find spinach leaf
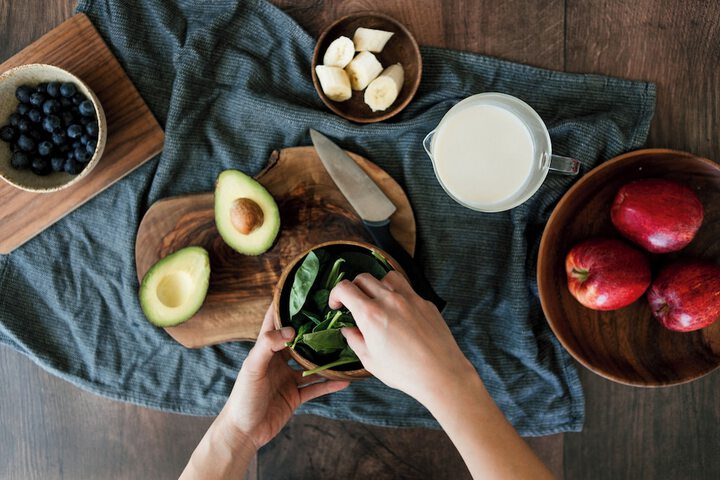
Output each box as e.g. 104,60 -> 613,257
287,322 -> 313,349
340,252 -> 389,280
289,251 -> 321,318
371,250 -> 392,271
301,329 -> 346,354
312,316 -> 333,332
302,346 -> 360,377
323,258 -> 346,289
299,309 -> 322,325
312,288 -> 330,312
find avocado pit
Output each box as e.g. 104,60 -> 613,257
230,197 -> 264,235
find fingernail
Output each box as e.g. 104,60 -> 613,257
280,327 -> 295,339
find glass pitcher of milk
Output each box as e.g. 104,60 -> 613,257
423,92 -> 579,212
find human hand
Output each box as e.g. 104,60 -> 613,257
329,271 -> 475,405
220,306 -> 349,449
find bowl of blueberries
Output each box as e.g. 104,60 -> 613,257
0,63 -> 106,192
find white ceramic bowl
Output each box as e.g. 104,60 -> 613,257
0,64 -> 106,193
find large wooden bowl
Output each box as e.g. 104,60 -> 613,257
538,149 -> 720,387
311,12 -> 422,123
273,240 -> 405,381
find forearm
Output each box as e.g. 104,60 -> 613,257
180,409 -> 257,480
420,365 -> 554,480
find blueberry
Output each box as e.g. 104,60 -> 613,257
80,134 -> 89,145
28,109 -> 42,123
37,140 -> 53,156
0,125 -> 16,142
67,124 -> 83,139
74,146 -> 88,162
31,157 -> 52,176
42,99 -> 61,115
15,85 -> 33,103
29,92 -> 46,107
16,104 -> 29,117
10,152 -> 30,170
85,120 -> 99,137
66,148 -> 75,160
60,82 -> 77,98
36,83 -> 48,93
46,82 -> 60,98
78,100 -> 95,117
51,131 -> 67,146
17,118 -> 30,133
17,134 -> 35,152
64,158 -> 83,175
79,116 -> 92,126
86,140 -> 97,155
61,111 -> 74,126
9,113 -> 21,127
42,115 -> 61,133
72,93 -> 84,105
60,97 -> 73,108
50,156 -> 65,172
29,129 -> 44,141
72,141 -> 81,149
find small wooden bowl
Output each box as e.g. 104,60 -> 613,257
538,149 -> 720,387
273,240 -> 404,381
0,64 -> 107,193
311,12 -> 422,123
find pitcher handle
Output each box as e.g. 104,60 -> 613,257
423,130 -> 436,159
549,154 -> 580,175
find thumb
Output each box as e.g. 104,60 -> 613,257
245,326 -> 294,376
341,327 -> 367,359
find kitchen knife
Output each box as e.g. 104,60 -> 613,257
309,128 -> 446,311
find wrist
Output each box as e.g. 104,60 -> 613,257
415,359 -> 486,414
214,408 -> 260,453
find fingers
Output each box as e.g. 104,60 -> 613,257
328,279 -> 371,311
341,327 -> 368,358
353,273 -> 389,298
382,271 -> 415,297
299,379 -> 350,403
244,326 -> 295,377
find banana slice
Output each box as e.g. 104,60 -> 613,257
345,51 -> 383,91
323,36 -> 355,68
364,63 -> 404,112
315,65 -> 352,102
353,27 -> 394,53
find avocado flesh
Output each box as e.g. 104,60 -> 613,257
214,169 -> 280,255
139,246 -> 210,327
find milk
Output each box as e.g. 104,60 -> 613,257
432,104 -> 535,207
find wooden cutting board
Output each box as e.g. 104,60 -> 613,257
135,146 -> 416,348
0,14 -> 164,254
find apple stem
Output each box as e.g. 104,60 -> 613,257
655,304 -> 670,316
571,268 -> 589,282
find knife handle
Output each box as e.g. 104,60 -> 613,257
363,220 -> 446,312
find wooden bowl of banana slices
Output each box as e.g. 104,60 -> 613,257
311,12 -> 422,123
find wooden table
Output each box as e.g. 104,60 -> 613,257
1,1 -> 718,478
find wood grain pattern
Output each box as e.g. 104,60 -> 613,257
0,14 -> 164,254
135,147 -> 416,348
539,149 -> 720,386
311,12 -> 422,123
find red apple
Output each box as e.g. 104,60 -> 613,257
565,238 -> 651,311
611,178 -> 704,253
647,261 -> 720,332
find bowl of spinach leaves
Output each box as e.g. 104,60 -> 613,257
273,240 -> 403,381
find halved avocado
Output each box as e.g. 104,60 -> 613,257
139,246 -> 210,327
214,169 -> 280,255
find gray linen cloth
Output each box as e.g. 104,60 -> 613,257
0,0 -> 655,435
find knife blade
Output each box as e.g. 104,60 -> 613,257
310,128 -> 446,311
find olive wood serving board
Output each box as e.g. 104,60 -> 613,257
0,14 -> 165,254
135,146 -> 416,348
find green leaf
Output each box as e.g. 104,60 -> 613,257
340,252 -> 390,280
323,258 -> 346,289
301,329 -> 346,354
312,289 -> 330,312
289,251 -> 321,318
299,309 -> 322,325
371,250 -> 392,271
287,322 -> 313,349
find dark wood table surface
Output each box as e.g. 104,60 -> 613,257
1,1 -> 718,479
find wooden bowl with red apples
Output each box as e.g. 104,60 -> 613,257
538,149 -> 720,387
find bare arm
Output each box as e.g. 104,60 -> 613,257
332,272 -> 554,480
180,308 -> 349,479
